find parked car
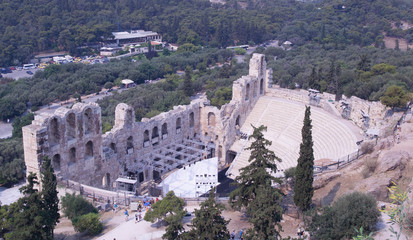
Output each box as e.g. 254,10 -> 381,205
26,70 -> 33,75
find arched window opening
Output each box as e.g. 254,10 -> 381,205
152,126 -> 159,146
84,108 -> 93,135
127,136 -> 134,153
102,173 -> 110,188
245,83 -> 250,101
162,123 -> 168,139
260,79 -> 264,94
50,118 -> 60,146
85,141 -> 93,158
218,145 -> 223,158
235,115 -> 240,128
69,147 -> 76,166
126,109 -> 133,126
52,154 -> 61,172
143,130 -> 149,147
66,113 -> 76,140
189,112 -> 194,128
208,112 -> 216,127
176,118 -> 182,133
110,142 -> 117,153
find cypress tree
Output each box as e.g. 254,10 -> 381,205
185,189 -> 230,240
183,66 -> 193,97
41,157 -> 60,240
294,106 -> 315,212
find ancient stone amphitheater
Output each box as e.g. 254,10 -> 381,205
23,54 -> 383,192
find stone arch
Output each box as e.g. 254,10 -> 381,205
85,141 -> 93,158
69,147 -> 76,165
84,108 -> 93,135
208,112 -> 216,127
152,126 -> 159,138
253,81 -> 257,97
189,112 -> 194,128
143,130 -> 149,147
235,115 -> 240,128
162,123 -> 168,139
66,113 -> 76,140
110,142 -> 117,153
102,173 -> 110,188
52,154 -> 61,172
49,118 -> 60,146
260,78 -> 264,94
127,136 -> 134,153
245,83 -> 250,101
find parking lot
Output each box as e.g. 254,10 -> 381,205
1,68 -> 41,80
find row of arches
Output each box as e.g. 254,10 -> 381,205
245,79 -> 264,101
51,140 -> 94,172
118,112 -> 196,155
49,108 -> 98,146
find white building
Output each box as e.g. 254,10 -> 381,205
160,157 -> 218,198
110,30 -> 162,46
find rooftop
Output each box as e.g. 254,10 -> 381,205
112,30 -> 159,40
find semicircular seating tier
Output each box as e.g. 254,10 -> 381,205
226,96 -> 362,179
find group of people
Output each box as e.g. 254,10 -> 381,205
230,229 -> 244,240
121,197 -> 159,222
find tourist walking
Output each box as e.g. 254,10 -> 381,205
239,229 -> 244,240
230,230 -> 235,239
124,209 -> 129,221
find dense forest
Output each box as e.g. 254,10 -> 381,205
0,48 -> 233,121
1,0 -> 413,66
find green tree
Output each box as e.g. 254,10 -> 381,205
40,157 -> 60,240
61,193 -> 97,220
12,113 -> 34,138
183,66 -> 193,97
380,85 -> 410,109
244,184 -> 283,240
144,191 -> 186,240
5,173 -> 46,240
229,125 -> 282,210
294,106 -> 314,212
185,190 -> 229,240
72,213 -> 103,235
308,192 -> 380,240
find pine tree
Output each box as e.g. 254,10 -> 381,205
41,157 -> 60,240
245,184 -> 283,240
144,191 -> 185,240
186,189 -> 229,240
294,106 -> 315,212
183,66 -> 193,97
229,125 -> 282,210
5,173 -> 47,240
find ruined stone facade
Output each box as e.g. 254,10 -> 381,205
23,54 -> 271,190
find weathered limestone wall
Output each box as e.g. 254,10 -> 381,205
22,53 -> 271,190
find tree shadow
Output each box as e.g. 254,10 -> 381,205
321,182 -> 341,207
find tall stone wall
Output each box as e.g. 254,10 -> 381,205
22,54 -> 271,190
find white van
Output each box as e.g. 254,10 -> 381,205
23,64 -> 35,70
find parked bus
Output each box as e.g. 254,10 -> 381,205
23,64 -> 35,70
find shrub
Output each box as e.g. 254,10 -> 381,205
361,157 -> 378,178
308,192 -> 380,239
360,141 -> 375,154
284,167 -> 296,180
61,193 -> 97,220
73,213 -> 103,235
